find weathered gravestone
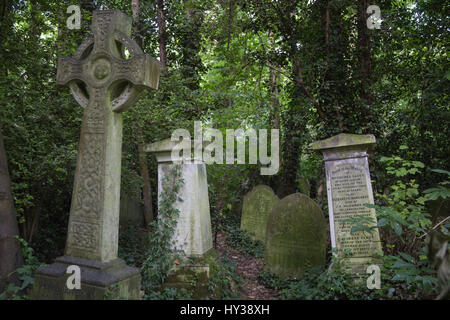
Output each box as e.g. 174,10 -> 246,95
265,193 -> 327,278
310,133 -> 383,274
119,197 -> 145,227
145,138 -> 213,257
145,138 -> 213,298
297,176 -> 310,197
32,10 -> 160,300
241,185 -> 279,242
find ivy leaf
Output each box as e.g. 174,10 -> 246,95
412,161 -> 425,168
399,252 -> 416,264
377,218 -> 388,227
396,167 -> 408,177
431,169 -> 450,177
392,273 -> 407,281
393,222 -> 403,236
20,275 -> 34,290
393,261 -> 413,269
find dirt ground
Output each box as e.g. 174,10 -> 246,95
215,231 -> 280,300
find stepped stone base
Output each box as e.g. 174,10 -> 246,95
31,256 -> 141,300
163,264 -> 210,299
161,249 -> 218,299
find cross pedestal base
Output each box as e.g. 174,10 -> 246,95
31,256 -> 140,300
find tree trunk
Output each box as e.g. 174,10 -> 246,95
180,0 -> 203,91
137,130 -> 154,228
28,207 -> 40,243
131,0 -> 144,48
269,64 -> 281,130
227,0 -> 234,50
0,127 -> 23,292
131,0 -> 154,228
357,0 -> 371,100
21,206 -> 40,244
321,0 -> 330,56
357,0 -> 373,130
276,59 -> 304,198
157,0 -> 168,73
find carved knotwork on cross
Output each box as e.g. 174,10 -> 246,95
57,10 -> 160,262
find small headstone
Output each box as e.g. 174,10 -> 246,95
145,138 -> 213,257
240,185 -> 279,242
32,10 -> 160,300
119,197 -> 145,227
265,193 -> 327,278
310,133 -> 383,274
297,176 -> 310,197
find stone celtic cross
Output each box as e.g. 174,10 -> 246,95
57,10 -> 160,262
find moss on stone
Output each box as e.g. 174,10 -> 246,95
240,185 -> 279,242
309,133 -> 376,150
265,193 -> 327,279
161,250 -> 219,299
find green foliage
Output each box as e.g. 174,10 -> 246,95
276,255 -> 436,300
210,192 -> 266,259
384,253 -> 438,294
118,225 -> 149,268
257,270 -> 289,291
104,283 -> 128,300
371,148 -> 432,242
0,238 -> 45,300
145,287 -> 193,300
141,165 -> 184,295
343,214 -> 378,235
423,169 -> 450,203
207,255 -> 242,299
278,259 -> 383,300
207,165 -> 251,239
259,249 -> 438,300
357,149 -> 446,297
225,226 -> 265,258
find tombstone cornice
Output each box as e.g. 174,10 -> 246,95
309,133 -> 376,150
145,138 -> 207,164
309,133 -> 376,162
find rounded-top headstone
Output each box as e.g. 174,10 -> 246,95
240,185 -> 279,242
297,176 -> 310,197
265,193 -> 326,278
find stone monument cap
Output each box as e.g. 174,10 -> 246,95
145,138 -> 207,163
309,133 -> 376,151
145,138 -> 180,154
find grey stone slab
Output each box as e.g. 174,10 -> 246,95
147,139 -> 213,257
265,193 -> 327,278
240,185 -> 279,242
310,133 -> 383,274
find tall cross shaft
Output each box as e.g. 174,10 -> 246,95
57,10 -> 160,262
